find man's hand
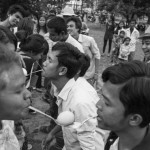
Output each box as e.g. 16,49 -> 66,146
94,73 -> 99,82
43,133 -> 54,150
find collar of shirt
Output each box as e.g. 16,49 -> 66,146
126,27 -> 137,33
78,34 -> 83,43
55,78 -> 76,106
110,138 -> 119,150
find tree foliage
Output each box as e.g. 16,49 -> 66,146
98,0 -> 150,23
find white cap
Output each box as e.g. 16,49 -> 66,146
61,6 -> 76,16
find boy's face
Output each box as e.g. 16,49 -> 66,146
8,11 -> 23,27
43,51 -> 60,79
48,28 -> 63,42
124,39 -> 130,45
130,21 -> 136,28
142,38 -> 150,58
0,65 -> 31,120
119,32 -> 125,38
67,21 -> 79,37
96,81 -> 129,131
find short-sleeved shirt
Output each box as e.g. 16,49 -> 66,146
78,34 -> 100,79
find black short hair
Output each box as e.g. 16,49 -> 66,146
66,16 -> 82,33
47,17 -> 67,34
0,25 -> 17,50
52,42 -> 82,79
57,6 -> 62,9
0,44 -> 21,90
119,30 -> 125,35
123,37 -> 131,43
79,54 -> 90,77
19,34 -> 49,55
102,60 -> 150,128
16,17 -> 34,42
7,4 -> 28,18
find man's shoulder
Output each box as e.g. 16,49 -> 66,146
66,35 -> 84,53
80,34 -> 93,40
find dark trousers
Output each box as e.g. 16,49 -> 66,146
103,38 -> 112,54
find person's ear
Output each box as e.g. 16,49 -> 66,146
61,31 -> 66,36
129,114 -> 143,127
59,66 -> 67,76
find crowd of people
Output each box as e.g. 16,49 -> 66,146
0,3 -> 150,150
102,19 -> 140,64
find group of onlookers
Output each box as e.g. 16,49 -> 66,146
0,3 -> 150,150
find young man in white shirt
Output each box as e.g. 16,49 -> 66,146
96,60 -> 150,150
125,20 -> 139,61
46,16 -> 84,54
42,16 -> 84,110
0,4 -> 28,30
139,33 -> 150,63
43,42 -> 103,150
66,16 -> 100,87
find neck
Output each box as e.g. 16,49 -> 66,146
72,33 -> 79,41
39,28 -> 45,34
117,127 -> 147,150
0,19 -> 11,28
52,77 -> 70,93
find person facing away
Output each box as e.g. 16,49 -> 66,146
0,4 -> 29,29
96,60 -> 150,150
0,45 -> 31,150
43,42 -> 104,150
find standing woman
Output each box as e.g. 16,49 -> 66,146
37,15 -> 47,36
102,19 -> 115,57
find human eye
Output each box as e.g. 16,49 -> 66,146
47,56 -> 52,63
146,42 -> 150,46
16,84 -> 25,94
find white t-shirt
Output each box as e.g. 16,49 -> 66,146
44,34 -> 84,54
0,120 -> 20,150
